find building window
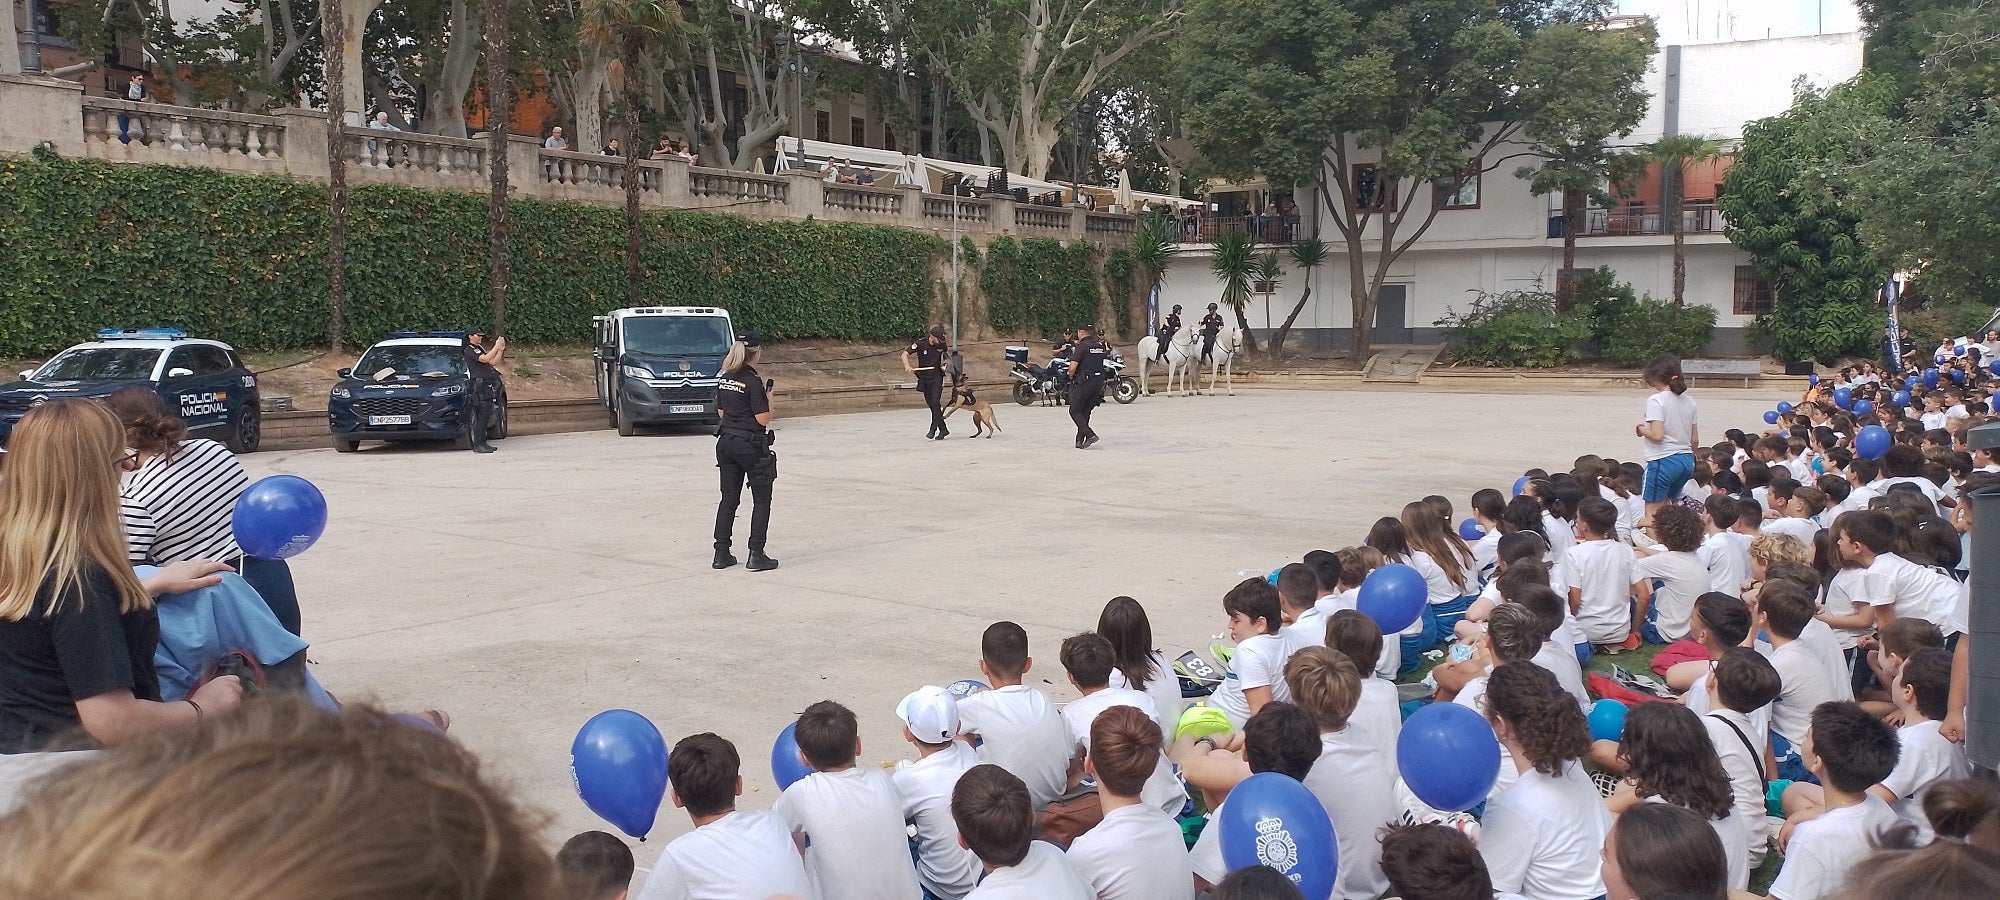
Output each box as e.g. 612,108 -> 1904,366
815,110 -> 830,142
850,116 -> 866,146
1734,266 -> 1774,315
1434,167 -> 1480,209
1352,164 -> 1394,212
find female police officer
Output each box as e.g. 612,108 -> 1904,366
713,332 -> 778,571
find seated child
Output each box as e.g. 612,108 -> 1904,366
1768,703 -> 1902,900
952,764 -> 1092,899
557,831 -> 634,900
1698,648 -> 1782,869
1209,578 -> 1294,730
1563,497 -> 1638,648
1325,609 -> 1401,776
1632,503 -> 1710,643
1287,647 -> 1397,900
892,686 -> 982,900
1276,563 -> 1325,649
956,622 -> 1071,807
1379,824 -> 1501,900
1057,633 -> 1184,815
1696,495 -> 1750,597
1477,662 -> 1610,899
1179,702 -> 1323,892
773,701 -> 922,900
1787,648 -> 1968,844
1600,702 -> 1752,889
1321,546 -> 1397,679
1759,579 -> 1857,781
1065,706 -> 1195,900
1860,617 -> 1945,720
637,733 -> 812,900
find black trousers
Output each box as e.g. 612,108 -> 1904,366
1157,328 -> 1176,358
238,556 -> 301,636
714,432 -> 775,552
465,381 -> 494,449
1069,378 -> 1104,439
917,372 -> 946,433
1202,332 -> 1218,361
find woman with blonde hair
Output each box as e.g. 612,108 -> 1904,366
0,399 -> 243,756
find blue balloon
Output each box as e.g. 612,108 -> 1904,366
771,722 -> 813,791
1218,772 -> 1338,898
1763,410 -> 1780,425
944,679 -> 988,699
1832,386 -> 1854,409
1397,703 -> 1502,811
1268,568 -> 1282,586
1853,399 -> 1875,416
1511,475 -> 1531,497
1777,401 -> 1793,414
1358,563 -> 1427,634
1892,390 -> 1911,407
1856,424 -> 1893,460
1951,368 -> 1966,384
1457,518 -> 1485,541
1955,343 -> 1967,356
1588,699 -> 1628,742
1924,368 -> 1941,389
1808,373 -> 1819,387
572,709 -> 669,839
232,475 -> 328,559
1990,362 -> 2000,378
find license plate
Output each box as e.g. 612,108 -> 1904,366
668,404 -> 706,414
368,415 -> 412,425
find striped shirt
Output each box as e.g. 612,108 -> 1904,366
120,438 -> 249,564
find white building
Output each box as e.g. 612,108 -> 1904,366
1155,29 -> 1864,357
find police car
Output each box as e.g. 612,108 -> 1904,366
327,331 -> 507,452
0,328 -> 261,452
593,306 -> 735,434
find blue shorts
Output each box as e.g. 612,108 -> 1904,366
1642,453 -> 1695,503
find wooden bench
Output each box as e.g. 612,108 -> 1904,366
1680,358 -> 1762,388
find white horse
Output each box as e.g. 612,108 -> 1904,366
1196,326 -> 1241,396
1137,326 -> 1201,396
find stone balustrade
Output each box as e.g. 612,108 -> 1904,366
1,74 -> 1142,246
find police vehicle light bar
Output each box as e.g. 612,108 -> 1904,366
97,328 -> 188,341
385,330 -> 469,339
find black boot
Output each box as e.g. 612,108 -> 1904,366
936,423 -> 949,439
712,549 -> 738,570
927,424 -> 937,439
746,551 -> 779,571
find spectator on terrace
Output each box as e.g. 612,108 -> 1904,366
544,126 -> 568,150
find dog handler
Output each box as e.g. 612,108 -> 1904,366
713,332 -> 778,572
1068,323 -> 1110,449
904,326 -> 951,440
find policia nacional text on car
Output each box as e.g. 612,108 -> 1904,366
712,332 -> 778,572
1067,323 -> 1109,449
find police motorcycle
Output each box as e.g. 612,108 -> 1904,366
1006,344 -> 1139,407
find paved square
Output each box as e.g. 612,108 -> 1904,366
257,386 -> 1770,863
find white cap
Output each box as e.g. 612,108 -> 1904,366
896,685 -> 959,744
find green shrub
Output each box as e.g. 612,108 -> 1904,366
980,237 -> 1101,339
1436,287 -> 1592,368
1571,265 -> 1716,366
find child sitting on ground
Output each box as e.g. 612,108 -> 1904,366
773,701 -> 922,900
952,764 -> 1092,899
1276,563 -> 1325,649
1209,578 -> 1294,730
892,685 -> 982,900
1697,494 -> 1753,596
1767,702 -> 1902,900
1477,662 -> 1610,899
1632,503 -> 1709,644
638,733 -> 812,900
1562,497 -> 1638,650
1601,702 -> 1752,889
1324,546 -> 1398,680
1286,647 -> 1396,900
557,831 -> 633,900
1178,703 -> 1323,892
1787,648 -> 1968,844
1065,706 -> 1195,900
1057,633 -> 1184,815
1379,824 -> 1502,900
956,622 -> 1071,807
1859,617 -> 1945,720
1758,580 -> 1856,783
1325,609 -> 1401,775
1701,647 -> 1782,870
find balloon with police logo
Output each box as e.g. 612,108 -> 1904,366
232,475 -> 328,559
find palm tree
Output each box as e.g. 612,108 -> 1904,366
1210,230 -> 1260,355
484,0 -> 510,336
320,0 -> 348,352
1268,238 -> 1326,357
1131,214 -> 1179,336
581,0 -> 680,306
1638,135 -> 1727,306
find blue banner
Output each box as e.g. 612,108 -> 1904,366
1147,283 -> 1161,337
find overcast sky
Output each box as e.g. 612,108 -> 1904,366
1616,0 -> 1864,43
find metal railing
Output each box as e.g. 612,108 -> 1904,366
1572,202 -> 1722,237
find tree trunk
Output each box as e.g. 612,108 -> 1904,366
324,0 -> 349,353
1269,282 -> 1313,358
1229,302 -> 1260,356
422,0 -> 481,137
569,60 -> 610,154
1348,259 -> 1373,363
623,37 -> 644,308
1017,118 -> 1059,181
1666,162 -> 1686,305
484,0 -> 508,337
1561,188 -> 1582,293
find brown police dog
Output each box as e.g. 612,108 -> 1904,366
942,374 -> 1000,437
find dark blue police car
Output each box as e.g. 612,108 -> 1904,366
327,331 -> 507,452
0,328 -> 261,451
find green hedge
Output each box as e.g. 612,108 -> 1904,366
980,236 -> 1102,339
0,149 -> 949,355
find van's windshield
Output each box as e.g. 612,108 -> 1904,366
621,316 -> 733,356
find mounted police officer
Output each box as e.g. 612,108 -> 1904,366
1157,304 -> 1183,360
904,325 -> 951,440
1067,323 -> 1109,449
1199,303 -> 1225,363
714,332 -> 778,572
464,329 -> 505,454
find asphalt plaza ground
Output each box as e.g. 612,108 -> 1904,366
252,385 -> 1775,869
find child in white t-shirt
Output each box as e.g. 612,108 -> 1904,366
1325,609 -> 1402,777
1065,706 -> 1195,900
1563,498 -> 1637,647
1209,578 -> 1294,729
1757,580 -> 1854,776
893,686 -> 983,900
1632,503 -> 1710,643
1380,822 -> 1510,900
1057,633 -> 1185,816
952,764 -> 1092,900
1276,562 -> 1326,650
773,701 -> 922,900
1320,546 -> 1398,679
1700,648 -> 1782,870
636,733 -> 812,900
1768,703 -> 1902,900
1696,494 -> 1753,596
1478,662 -> 1611,899
1286,647 -> 1396,900
956,622 -> 1072,807
1789,649 -> 1969,845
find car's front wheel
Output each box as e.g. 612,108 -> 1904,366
226,406 -> 262,454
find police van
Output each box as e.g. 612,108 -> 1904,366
326,331 -> 507,452
0,328 -> 261,452
593,306 -> 735,435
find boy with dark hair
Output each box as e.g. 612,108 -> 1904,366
957,622 -> 1070,806
1564,497 -> 1637,647
1276,562 -> 1326,649
1066,706 -> 1195,900
1838,509 -> 1960,635
1287,648 -> 1395,899
1732,496 -> 1765,538
1702,648 -> 1782,869
893,686 -> 981,900
1211,578 -> 1293,729
1379,823 -> 1499,900
557,831 -> 633,900
1767,703 -> 1901,900
775,701 -> 921,899
1699,493 -> 1752,596
1786,649 -> 1969,845
1057,632 -> 1185,815
637,734 -> 811,900
1759,581 -> 1855,781
1513,584 -> 1589,710
952,764 -> 1090,898
1325,609 -> 1401,775
1184,702 -> 1323,891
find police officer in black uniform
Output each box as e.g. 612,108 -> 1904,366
713,332 -> 778,571
1199,303 -> 1225,363
904,325 -> 951,440
463,329 -> 505,454
1157,304 -> 1183,360
1066,323 -> 1109,449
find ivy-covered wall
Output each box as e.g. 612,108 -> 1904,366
0,150 -> 1130,356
